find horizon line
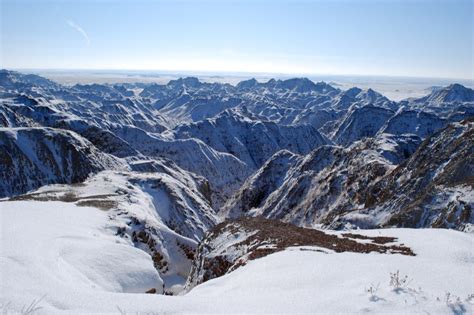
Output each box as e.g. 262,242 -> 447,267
5,67 -> 474,83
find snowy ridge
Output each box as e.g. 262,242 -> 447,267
0,127 -> 126,197
332,105 -> 394,145
173,108 -> 329,169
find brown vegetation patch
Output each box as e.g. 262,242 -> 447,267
202,256 -> 233,283
177,241 -> 196,260
210,217 -> 414,257
341,233 -> 398,245
6,190 -> 118,210
76,199 -> 118,210
131,227 -> 170,273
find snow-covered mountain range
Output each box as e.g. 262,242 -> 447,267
1,69 -> 472,312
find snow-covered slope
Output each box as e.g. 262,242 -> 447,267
1,70 -> 471,224
414,83 -> 474,106
112,125 -> 250,207
173,108 -> 330,169
0,127 -> 125,197
403,83 -> 474,117
1,202 -> 472,314
1,77 -> 256,200
0,201 -> 164,298
184,228 -> 473,314
5,166 -> 216,293
0,69 -> 61,91
332,105 -> 394,145
331,87 -> 397,111
379,109 -> 447,138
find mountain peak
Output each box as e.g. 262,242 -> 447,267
236,78 -> 259,90
447,83 -> 467,90
0,69 -> 58,89
168,77 -> 202,88
426,83 -> 474,103
344,87 -> 363,98
278,78 -> 316,92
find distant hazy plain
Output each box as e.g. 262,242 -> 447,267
24,69 -> 474,102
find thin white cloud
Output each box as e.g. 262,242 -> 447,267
66,19 -> 90,46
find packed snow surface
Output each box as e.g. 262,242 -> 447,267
1,200 -> 472,314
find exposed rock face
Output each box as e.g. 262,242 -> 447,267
224,150 -> 301,218
225,120 -> 473,231
0,127 -> 125,197
223,133 -> 421,227
184,217 -> 414,291
352,118 -> 474,230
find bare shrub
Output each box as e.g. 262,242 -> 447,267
389,270 -> 411,292
366,283 -> 381,301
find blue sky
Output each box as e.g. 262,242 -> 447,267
1,0 -> 473,79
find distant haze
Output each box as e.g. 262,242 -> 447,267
20,69 -> 473,102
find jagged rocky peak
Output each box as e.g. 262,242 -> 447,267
314,81 -> 338,94
0,70 -> 472,233
0,69 -> 59,90
224,118 -> 472,231
262,78 -> 277,88
278,77 -> 317,92
406,84 -> 474,113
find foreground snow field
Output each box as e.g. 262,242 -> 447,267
0,201 -> 473,314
